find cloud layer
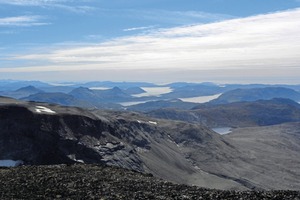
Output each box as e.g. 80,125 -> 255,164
0,15 -> 48,26
2,8 -> 300,83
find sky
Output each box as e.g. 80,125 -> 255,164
0,0 -> 300,84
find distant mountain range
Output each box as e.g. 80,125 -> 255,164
148,98 -> 300,128
22,92 -> 96,108
210,87 -> 300,104
0,86 -> 43,99
0,80 -> 300,112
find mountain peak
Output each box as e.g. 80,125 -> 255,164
15,85 -> 42,93
69,87 -> 93,94
111,86 -> 122,92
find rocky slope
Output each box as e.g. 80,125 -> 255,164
223,122 -> 300,190
1,164 -> 300,200
0,98 -> 242,189
1,97 -> 300,191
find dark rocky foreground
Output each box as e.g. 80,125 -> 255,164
0,164 -> 299,200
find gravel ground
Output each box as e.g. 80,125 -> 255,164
0,164 -> 299,200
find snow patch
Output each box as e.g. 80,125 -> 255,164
35,106 -> 56,114
136,147 -> 149,153
105,143 -> 116,149
76,159 -> 84,163
0,160 -> 23,167
67,155 -> 84,163
194,165 -> 201,170
148,121 -> 157,125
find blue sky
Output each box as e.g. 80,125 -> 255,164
0,0 -> 300,83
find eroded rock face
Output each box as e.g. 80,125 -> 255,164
0,164 -> 300,200
0,104 -> 144,171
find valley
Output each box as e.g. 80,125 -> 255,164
1,80 -> 300,198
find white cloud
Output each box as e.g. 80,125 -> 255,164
123,25 -> 157,32
116,9 -> 234,25
0,0 -> 95,13
2,8 -> 300,83
0,15 -> 49,26
53,5 -> 95,13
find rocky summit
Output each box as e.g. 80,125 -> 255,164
0,164 -> 300,200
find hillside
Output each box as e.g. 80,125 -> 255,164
222,122 -> 300,190
128,99 -> 199,112
149,98 -> 300,128
0,100 -> 243,189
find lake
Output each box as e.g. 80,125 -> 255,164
132,87 -> 173,97
179,93 -> 222,103
212,127 -> 232,135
